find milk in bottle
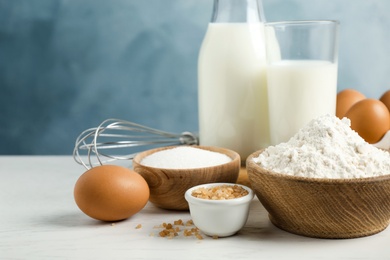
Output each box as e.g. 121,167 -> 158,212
198,0 -> 270,162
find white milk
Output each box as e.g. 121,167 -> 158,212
267,60 -> 338,144
198,23 -> 269,161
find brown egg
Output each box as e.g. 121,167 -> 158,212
379,90 -> 390,112
74,165 -> 149,222
336,89 -> 366,118
345,98 -> 390,143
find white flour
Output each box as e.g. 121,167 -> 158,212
253,114 -> 390,178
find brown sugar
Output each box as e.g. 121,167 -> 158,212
155,219 -> 203,240
135,224 -> 142,229
191,184 -> 249,200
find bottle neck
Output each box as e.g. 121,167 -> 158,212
211,0 -> 266,23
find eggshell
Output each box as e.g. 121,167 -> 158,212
74,165 -> 149,222
379,90 -> 390,112
345,98 -> 390,143
336,89 -> 366,118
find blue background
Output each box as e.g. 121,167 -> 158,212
1,0 -> 389,155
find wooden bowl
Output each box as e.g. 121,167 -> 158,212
246,149 -> 390,239
132,146 -> 240,210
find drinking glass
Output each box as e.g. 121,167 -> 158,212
265,20 -> 339,145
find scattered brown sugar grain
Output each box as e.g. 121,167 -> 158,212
174,219 -> 184,225
135,224 -> 142,229
196,233 -> 204,240
191,184 -> 249,200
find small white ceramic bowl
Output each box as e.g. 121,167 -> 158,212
185,183 -> 254,237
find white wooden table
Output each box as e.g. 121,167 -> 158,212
1,156 -> 389,259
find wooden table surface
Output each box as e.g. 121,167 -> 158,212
1,156 -> 389,259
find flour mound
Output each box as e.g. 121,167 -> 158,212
254,115 -> 390,178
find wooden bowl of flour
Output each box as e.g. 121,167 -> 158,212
246,149 -> 390,239
133,146 -> 240,210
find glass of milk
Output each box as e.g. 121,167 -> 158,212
265,20 -> 339,145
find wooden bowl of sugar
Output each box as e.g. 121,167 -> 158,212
246,149 -> 390,239
132,146 -> 240,210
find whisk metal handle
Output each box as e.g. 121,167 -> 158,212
180,131 -> 199,146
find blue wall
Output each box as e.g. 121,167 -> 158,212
1,0 -> 389,154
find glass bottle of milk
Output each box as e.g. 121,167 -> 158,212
198,0 -> 269,163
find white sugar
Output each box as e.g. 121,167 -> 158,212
140,146 -> 232,169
